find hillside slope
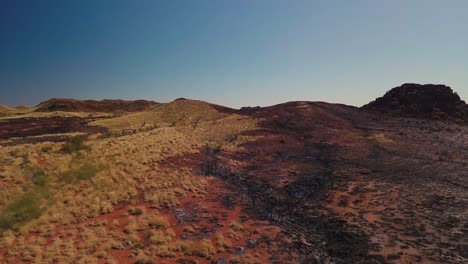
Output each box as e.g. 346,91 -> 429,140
92,99 -> 234,130
217,100 -> 468,263
34,98 -> 158,113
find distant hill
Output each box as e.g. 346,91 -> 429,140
34,98 -> 159,113
15,106 -> 31,110
362,83 -> 468,122
92,98 -> 235,130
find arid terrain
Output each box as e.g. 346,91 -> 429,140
0,84 -> 467,264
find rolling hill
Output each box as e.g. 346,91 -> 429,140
34,98 -> 159,113
91,98 -> 235,130
0,84 -> 466,263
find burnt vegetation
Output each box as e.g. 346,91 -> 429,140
0,116 -> 108,146
201,142 -> 370,263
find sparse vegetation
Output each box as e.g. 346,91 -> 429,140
41,145 -> 52,153
128,207 -> 145,216
0,192 -> 42,232
230,221 -> 244,232
0,165 -> 51,233
0,72 -> 288,264
180,240 -> 215,258
192,117 -> 202,129
59,163 -> 105,183
183,226 -> 196,233
215,234 -> 232,249
147,215 -> 170,229
201,145 -> 222,176
224,133 -> 238,143
25,165 -> 49,188
367,133 -> 393,144
60,137 -> 91,153
2,92 -> 466,264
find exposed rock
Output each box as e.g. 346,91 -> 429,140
211,258 -> 227,264
235,246 -> 246,255
362,83 -> 468,123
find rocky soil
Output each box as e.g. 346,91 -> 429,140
205,101 -> 468,263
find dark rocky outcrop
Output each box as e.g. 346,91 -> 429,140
363,83 -> 468,123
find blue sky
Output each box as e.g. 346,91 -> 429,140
1,0 -> 467,108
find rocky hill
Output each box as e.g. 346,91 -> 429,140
362,83 -> 468,122
34,98 -> 158,113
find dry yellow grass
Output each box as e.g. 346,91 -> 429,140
0,99 -> 264,263
215,234 -> 233,250
0,109 -> 113,120
91,99 -> 231,130
367,133 -> 394,144
178,239 -> 216,258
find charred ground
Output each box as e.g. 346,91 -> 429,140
193,99 -> 467,263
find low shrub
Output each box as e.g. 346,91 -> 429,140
31,168 -> 48,188
41,146 -> 52,153
60,137 -> 91,154
128,207 -> 144,216
180,239 -> 215,258
200,145 -> 222,176
183,226 -> 196,233
147,215 -> 170,229
148,230 -> 170,245
224,133 -> 238,143
0,193 -> 42,232
0,166 -> 51,233
230,221 -> 244,231
215,234 -> 232,249
60,163 -> 105,183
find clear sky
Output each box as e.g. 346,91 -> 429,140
1,0 -> 467,108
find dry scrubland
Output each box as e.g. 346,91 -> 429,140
1,112 -> 112,119
1,90 -> 467,264
0,100 -> 289,264
0,107 -> 109,120
90,99 -> 231,131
